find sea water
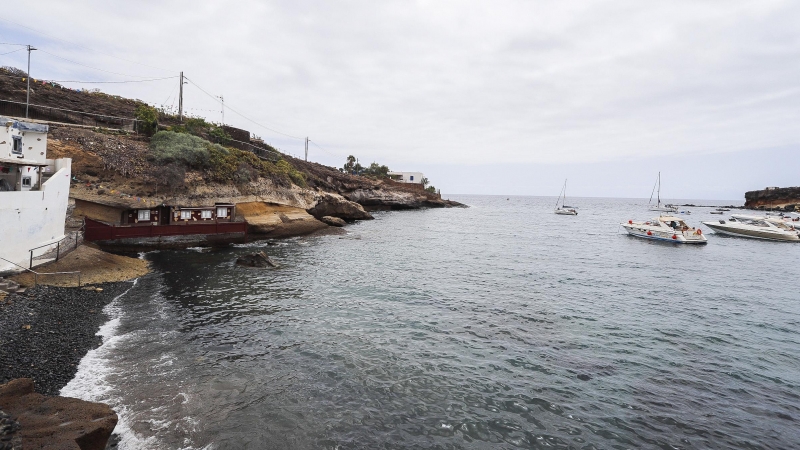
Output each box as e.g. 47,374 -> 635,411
61,196 -> 800,449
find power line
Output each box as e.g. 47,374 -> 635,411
0,17 -> 173,73
0,48 -> 23,56
0,72 -> 178,84
37,48 -> 156,79
184,76 -> 304,141
309,139 -> 341,158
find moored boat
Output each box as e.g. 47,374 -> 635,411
648,172 -> 678,213
621,216 -> 707,244
701,215 -> 800,242
554,179 -> 577,215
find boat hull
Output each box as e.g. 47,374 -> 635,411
621,224 -> 707,244
702,222 -> 800,242
555,209 -> 577,215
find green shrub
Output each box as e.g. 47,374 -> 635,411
135,105 -> 159,136
149,131 -> 220,168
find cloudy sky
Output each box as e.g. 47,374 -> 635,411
1,1 -> 798,199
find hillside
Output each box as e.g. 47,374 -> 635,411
1,66 -> 461,237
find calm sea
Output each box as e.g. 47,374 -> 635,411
62,196 -> 800,449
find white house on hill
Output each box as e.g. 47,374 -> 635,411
0,117 -> 72,273
388,171 -> 424,184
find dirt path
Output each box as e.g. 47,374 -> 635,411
11,245 -> 149,287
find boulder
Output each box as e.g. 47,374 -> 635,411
0,378 -> 117,450
236,251 -> 279,268
308,192 -> 373,221
236,202 -> 329,238
320,216 -> 346,227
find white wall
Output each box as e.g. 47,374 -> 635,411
388,171 -> 425,184
0,158 -> 71,273
1,118 -> 48,165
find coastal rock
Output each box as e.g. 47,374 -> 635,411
744,186 -> 800,210
235,202 -> 329,238
0,379 -> 117,450
236,251 -> 279,268
320,216 -> 346,227
307,192 -> 374,221
346,188 -> 460,211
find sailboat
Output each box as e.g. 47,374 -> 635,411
648,172 -> 678,213
554,179 -> 578,215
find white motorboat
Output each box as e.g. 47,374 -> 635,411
702,215 -> 800,242
554,179 -> 577,215
621,216 -> 708,244
648,172 -> 678,212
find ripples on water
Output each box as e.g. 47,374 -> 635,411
62,196 -> 800,449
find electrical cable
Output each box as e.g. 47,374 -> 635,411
308,139 -> 342,158
37,48 -> 157,79
0,48 -> 23,56
0,17 -> 173,73
184,76 -> 305,141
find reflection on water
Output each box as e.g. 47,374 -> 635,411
63,196 -> 800,449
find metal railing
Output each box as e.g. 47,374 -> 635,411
0,255 -> 81,287
27,229 -> 83,269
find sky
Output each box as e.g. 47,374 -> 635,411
0,0 -> 798,199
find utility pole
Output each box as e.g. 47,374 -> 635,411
218,95 -> 224,124
305,137 -> 308,161
25,45 -> 37,118
178,71 -> 184,122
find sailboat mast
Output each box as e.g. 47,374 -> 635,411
657,172 -> 661,207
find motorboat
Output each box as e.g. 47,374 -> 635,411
709,210 -> 723,215
554,179 -> 577,215
621,216 -> 707,244
701,215 -> 800,242
648,172 -> 678,213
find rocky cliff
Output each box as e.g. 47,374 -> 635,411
48,126 -> 462,239
744,186 -> 800,210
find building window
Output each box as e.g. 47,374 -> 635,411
12,136 -> 22,154
409,175 -> 414,181
137,210 -> 150,221
180,210 -> 192,220
216,207 -> 228,218
201,210 -> 212,219
21,176 -> 31,187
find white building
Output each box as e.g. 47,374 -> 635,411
388,171 -> 424,184
0,117 -> 72,273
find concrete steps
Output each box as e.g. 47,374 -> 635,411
0,277 -> 25,295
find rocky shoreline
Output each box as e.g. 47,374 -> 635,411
0,283 -> 133,449
0,282 -> 132,395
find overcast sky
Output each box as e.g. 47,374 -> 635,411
1,1 -> 798,199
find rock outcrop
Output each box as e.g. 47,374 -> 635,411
236,251 -> 279,268
346,188 -> 461,211
307,192 -> 374,221
744,187 -> 800,210
320,216 -> 346,227
235,202 -> 329,237
0,379 -> 117,450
